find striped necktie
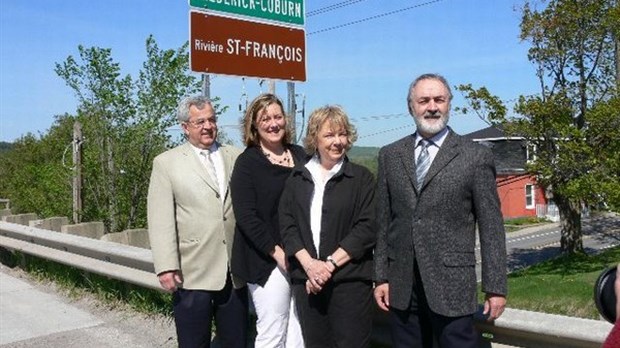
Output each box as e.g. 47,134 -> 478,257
200,150 -> 221,193
416,139 -> 432,189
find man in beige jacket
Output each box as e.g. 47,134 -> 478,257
147,95 -> 246,348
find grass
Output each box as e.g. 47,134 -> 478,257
504,216 -> 551,226
503,216 -> 552,233
480,246 -> 620,319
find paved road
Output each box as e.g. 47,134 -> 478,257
475,213 -> 620,281
504,213 -> 619,271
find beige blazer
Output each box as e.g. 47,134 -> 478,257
147,142 -> 242,290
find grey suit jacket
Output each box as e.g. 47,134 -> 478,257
147,142 -> 242,290
374,130 -> 507,316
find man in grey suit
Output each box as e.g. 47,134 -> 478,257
374,74 -> 507,348
147,96 -> 247,348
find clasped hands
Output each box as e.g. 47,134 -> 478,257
304,259 -> 335,294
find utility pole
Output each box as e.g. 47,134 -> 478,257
268,80 -> 276,94
287,82 -> 296,142
202,74 -> 211,99
615,0 -> 620,89
72,121 -> 83,223
614,35 -> 620,91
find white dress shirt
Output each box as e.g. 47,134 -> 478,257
190,143 -> 226,200
305,154 -> 344,252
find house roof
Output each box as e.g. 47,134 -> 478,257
464,124 -> 526,141
463,124 -> 505,140
463,125 -> 529,172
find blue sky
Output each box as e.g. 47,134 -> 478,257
0,0 -> 540,147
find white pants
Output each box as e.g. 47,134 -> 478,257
248,267 -> 304,348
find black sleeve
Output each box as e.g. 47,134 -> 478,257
231,152 -> 277,256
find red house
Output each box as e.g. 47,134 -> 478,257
465,126 -> 549,220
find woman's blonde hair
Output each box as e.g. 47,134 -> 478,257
303,105 -> 358,155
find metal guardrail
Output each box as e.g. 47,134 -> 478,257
0,221 -> 158,290
0,220 -> 614,347
474,308 -> 612,348
0,199 -> 10,209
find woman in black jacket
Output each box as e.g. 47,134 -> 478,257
279,105 -> 377,348
230,93 -> 306,348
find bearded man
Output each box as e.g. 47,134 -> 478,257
373,73 -> 507,348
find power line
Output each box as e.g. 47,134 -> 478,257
351,112 -> 409,122
502,93 -> 540,104
307,0 -> 367,17
307,0 -> 445,36
358,124 -> 412,139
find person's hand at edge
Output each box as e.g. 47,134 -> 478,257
158,270 -> 182,293
615,264 -> 619,322
270,245 -> 288,272
483,293 -> 506,321
374,283 -> 390,311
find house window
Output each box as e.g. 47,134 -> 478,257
526,143 -> 536,163
525,184 -> 535,209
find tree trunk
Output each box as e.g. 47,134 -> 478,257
555,194 -> 584,254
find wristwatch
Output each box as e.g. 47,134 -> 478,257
326,255 -> 339,269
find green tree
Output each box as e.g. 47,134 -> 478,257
0,114 -> 75,217
456,0 -> 620,254
516,0 -> 618,253
453,84 -> 506,126
53,35 -> 201,231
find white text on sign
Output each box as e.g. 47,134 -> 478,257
194,39 -> 303,63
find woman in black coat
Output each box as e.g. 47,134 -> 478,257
279,105 -> 377,348
231,93 -> 306,348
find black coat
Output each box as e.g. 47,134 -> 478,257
230,144 -> 307,286
279,157 -> 377,283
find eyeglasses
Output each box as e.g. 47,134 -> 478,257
185,118 -> 216,129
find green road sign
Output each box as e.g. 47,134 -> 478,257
190,0 -> 304,26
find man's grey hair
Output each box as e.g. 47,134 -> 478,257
406,73 -> 454,105
177,95 -> 213,122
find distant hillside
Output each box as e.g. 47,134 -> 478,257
0,141 -> 13,152
348,146 -> 379,176
348,146 -> 379,158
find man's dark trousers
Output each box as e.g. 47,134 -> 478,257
388,278 -> 478,348
173,277 -> 248,348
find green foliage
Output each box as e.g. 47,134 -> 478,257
348,146 -> 380,158
520,0 -> 617,112
0,114 -> 75,217
499,246 -> 620,319
0,36 -> 233,230
58,36 -> 201,230
504,216 -> 551,226
348,146 -> 379,176
459,0 -> 620,254
583,96 -> 620,210
454,84 -> 507,125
